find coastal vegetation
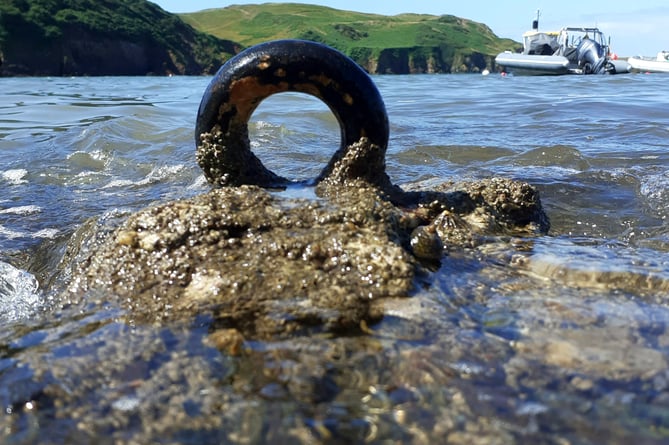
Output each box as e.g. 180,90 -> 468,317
0,0 -> 239,76
180,3 -> 520,74
0,0 -> 519,76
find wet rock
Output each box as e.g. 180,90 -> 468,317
510,328 -> 667,380
410,225 -> 444,262
67,184 -> 415,338
62,168 -> 548,340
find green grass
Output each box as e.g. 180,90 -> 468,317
180,3 -> 518,56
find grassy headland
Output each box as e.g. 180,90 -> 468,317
179,3 -> 520,73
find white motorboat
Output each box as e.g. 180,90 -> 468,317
495,12 -> 629,75
628,51 -> 669,73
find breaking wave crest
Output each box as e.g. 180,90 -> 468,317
0,261 -> 41,322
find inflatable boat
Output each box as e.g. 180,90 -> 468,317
495,12 -> 629,75
628,51 -> 669,73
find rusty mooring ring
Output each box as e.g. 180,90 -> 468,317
195,39 -> 389,188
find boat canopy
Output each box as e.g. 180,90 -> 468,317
522,31 -> 560,55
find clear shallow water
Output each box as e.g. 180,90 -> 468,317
1,73 -> 669,443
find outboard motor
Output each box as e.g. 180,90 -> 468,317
576,38 -> 607,74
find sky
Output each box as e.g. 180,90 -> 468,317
152,1 -> 668,57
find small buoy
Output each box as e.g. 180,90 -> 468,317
481,69 -> 490,76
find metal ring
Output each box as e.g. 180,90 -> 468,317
195,39 -> 389,187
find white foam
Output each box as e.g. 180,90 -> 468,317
102,165 -> 185,189
102,179 -> 135,189
112,396 -> 140,412
0,224 -> 56,240
1,169 -> 28,185
145,164 -> 184,182
253,120 -> 279,129
32,228 -> 59,239
641,172 -> 669,199
0,225 -> 26,239
640,171 -> 669,214
0,205 -> 41,215
0,261 -> 40,322
187,174 -> 210,190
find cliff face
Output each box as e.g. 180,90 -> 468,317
0,0 -> 240,76
353,46 -> 492,74
3,27 -> 172,76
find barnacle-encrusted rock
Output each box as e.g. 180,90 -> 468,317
66,172 -> 548,339
68,185 -> 416,338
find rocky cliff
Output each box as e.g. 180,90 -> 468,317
349,46 -> 493,74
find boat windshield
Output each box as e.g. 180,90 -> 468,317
557,27 -> 606,49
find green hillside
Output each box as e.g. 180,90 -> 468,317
0,0 -> 239,76
180,3 -> 520,73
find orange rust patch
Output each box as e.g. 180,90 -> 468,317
228,76 -> 287,122
342,93 -> 353,106
292,82 -> 324,100
257,54 -> 272,70
310,74 -> 335,88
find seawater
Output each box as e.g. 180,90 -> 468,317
1,73 -> 669,443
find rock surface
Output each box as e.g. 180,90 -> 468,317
64,146 -> 549,340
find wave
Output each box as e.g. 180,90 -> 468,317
0,205 -> 41,215
0,225 -> 59,240
522,237 -> 669,295
0,261 -> 41,322
640,170 -> 669,218
1,169 -> 28,185
101,164 -> 186,189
